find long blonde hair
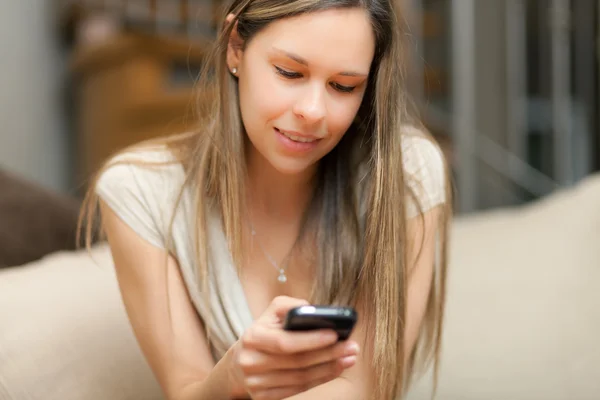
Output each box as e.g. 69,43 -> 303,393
79,1 -> 453,398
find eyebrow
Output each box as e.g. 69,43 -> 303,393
271,47 -> 368,77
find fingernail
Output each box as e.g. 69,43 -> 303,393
340,355 -> 357,368
344,342 -> 360,355
322,331 -> 338,342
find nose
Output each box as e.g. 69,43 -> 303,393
292,83 -> 326,124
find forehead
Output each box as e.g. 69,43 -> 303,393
248,8 -> 375,72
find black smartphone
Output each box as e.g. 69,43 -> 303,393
283,305 -> 358,341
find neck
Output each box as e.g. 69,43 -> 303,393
245,145 -> 317,224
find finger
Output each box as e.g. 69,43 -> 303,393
297,356 -> 357,392
266,296 -> 310,322
281,340 -> 359,370
302,367 -> 344,392
244,359 -> 345,392
242,324 -> 338,354
240,340 -> 360,373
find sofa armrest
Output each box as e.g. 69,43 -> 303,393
0,170 -> 81,268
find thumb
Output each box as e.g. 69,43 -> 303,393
267,296 -> 310,322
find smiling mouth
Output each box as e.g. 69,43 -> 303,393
275,128 -> 320,143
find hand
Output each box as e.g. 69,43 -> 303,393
229,296 -> 359,400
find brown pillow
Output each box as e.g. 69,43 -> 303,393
0,169 -> 81,268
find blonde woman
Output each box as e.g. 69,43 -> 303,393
80,0 -> 452,399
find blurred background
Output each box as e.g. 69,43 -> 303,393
0,0 -> 598,214
1,2 -> 599,399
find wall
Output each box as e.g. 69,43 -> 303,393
0,0 -> 69,193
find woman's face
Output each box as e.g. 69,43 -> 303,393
228,8 -> 375,175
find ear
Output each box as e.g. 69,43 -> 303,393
225,13 -> 244,75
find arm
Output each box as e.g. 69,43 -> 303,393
284,206 -> 442,400
100,200 -> 246,400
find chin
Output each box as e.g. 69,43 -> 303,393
269,156 -> 318,176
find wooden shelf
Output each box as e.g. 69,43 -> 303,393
71,32 -> 211,184
56,0 -> 223,43
71,32 -> 210,75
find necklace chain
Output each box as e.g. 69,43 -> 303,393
249,222 -> 292,283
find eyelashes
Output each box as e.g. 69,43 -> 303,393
275,66 -> 302,79
330,82 -> 355,93
274,66 -> 357,93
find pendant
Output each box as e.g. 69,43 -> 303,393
277,269 -> 287,283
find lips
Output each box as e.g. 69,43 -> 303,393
274,127 -> 321,153
275,128 -> 321,143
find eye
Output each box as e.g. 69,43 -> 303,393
330,82 -> 356,93
275,66 -> 302,79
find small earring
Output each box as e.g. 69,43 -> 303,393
231,67 -> 238,75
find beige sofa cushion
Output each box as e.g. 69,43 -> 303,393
0,245 -> 162,400
408,174 -> 600,399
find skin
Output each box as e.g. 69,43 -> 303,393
100,7 -> 441,400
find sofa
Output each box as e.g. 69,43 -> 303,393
0,169 -> 81,268
0,172 -> 599,400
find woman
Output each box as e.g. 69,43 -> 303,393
79,0 -> 452,399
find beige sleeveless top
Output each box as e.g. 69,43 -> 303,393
95,128 -> 447,361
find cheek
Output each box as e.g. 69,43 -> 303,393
326,99 -> 362,140
239,65 -> 290,129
